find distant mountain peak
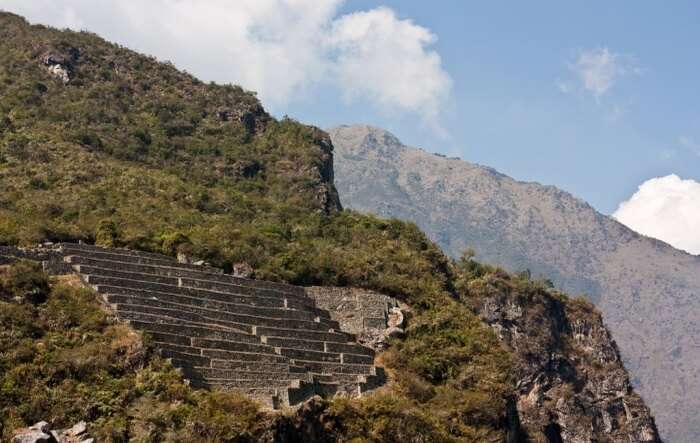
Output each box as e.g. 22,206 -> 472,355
331,123 -> 700,443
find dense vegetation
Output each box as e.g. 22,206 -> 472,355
0,260 -> 515,442
0,12 -> 601,442
0,261 -> 268,441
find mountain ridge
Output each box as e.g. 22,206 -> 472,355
0,12 -> 663,442
331,123 -> 700,443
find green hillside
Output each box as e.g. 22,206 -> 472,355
0,12 -> 660,443
0,12 -> 513,442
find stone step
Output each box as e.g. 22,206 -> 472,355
75,264 -> 179,285
195,368 -> 309,383
119,308 -> 248,334
65,251 -> 306,298
209,359 -> 291,373
94,284 -> 286,309
192,337 -> 276,354
151,342 -> 206,356
61,247 -> 222,275
78,256 -> 306,306
201,348 -> 288,364
340,353 -> 374,365
278,348 -> 341,363
262,336 -> 325,352
312,373 -> 365,384
144,331 -> 193,347
262,337 -> 374,359
195,378 -> 299,389
77,264 -> 309,305
85,275 -> 314,310
102,284 -> 324,322
324,342 -> 375,357
57,242 -> 387,407
126,319 -> 259,345
179,277 -> 310,304
296,360 -> 376,376
115,304 -> 254,334
256,326 -> 354,344
219,275 -> 306,298
145,330 -> 276,357
158,348 -> 211,368
60,242 -> 188,261
68,254 -> 219,279
69,255 -> 328,316
108,294 -> 335,331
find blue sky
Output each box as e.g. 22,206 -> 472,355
2,0 -> 699,251
304,1 -> 700,215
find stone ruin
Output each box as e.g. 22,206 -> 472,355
305,286 -> 406,351
0,243 -> 391,408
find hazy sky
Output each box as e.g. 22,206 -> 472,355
2,1 -> 699,253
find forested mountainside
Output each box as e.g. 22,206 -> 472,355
331,124 -> 700,443
0,12 -> 660,442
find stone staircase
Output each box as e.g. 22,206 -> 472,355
55,243 -> 385,408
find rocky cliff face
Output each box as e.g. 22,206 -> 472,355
471,273 -> 660,442
330,124 -> 698,442
306,127 -> 343,213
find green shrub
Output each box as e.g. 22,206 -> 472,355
0,264 -> 267,441
95,219 -> 120,247
2,260 -> 50,304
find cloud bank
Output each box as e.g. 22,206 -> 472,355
0,0 -> 451,126
613,175 -> 700,255
328,7 -> 451,128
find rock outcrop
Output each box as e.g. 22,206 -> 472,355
330,124 -> 699,442
11,421 -> 92,443
41,47 -> 79,84
472,274 -> 661,442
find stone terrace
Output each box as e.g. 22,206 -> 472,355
3,243 -> 385,408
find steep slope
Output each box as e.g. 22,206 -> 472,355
330,124 -> 699,443
465,263 -> 659,442
0,12 -> 510,441
0,12 -> 661,442
2,248 -> 662,442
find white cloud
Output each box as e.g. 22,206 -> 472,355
613,175 -> 700,254
563,47 -> 637,100
0,0 -> 451,125
327,7 -> 451,130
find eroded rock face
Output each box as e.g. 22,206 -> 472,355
216,104 -> 267,135
473,275 -> 661,443
47,64 -> 70,83
41,48 -> 79,84
309,128 -> 342,213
